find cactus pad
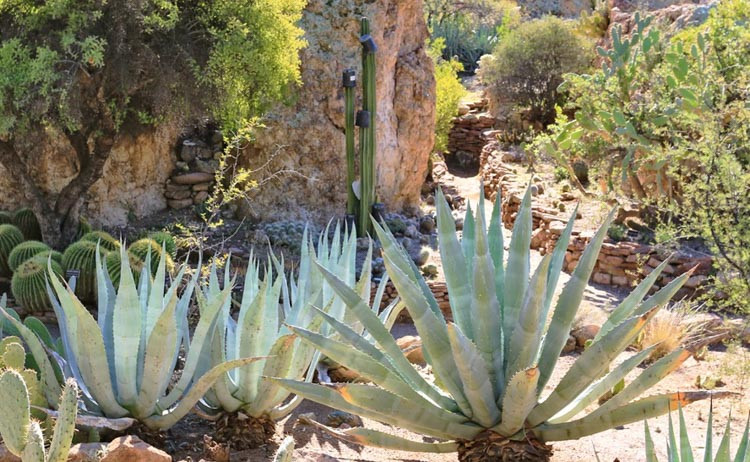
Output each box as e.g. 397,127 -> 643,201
8,241 -> 51,273
11,255 -> 64,314
0,369 -> 31,456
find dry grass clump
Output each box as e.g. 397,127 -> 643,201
635,301 -> 706,362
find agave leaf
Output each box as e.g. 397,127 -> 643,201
506,255 -> 551,381
668,410 -> 680,462
299,416 -> 459,453
537,208 -> 616,392
208,326 -> 243,413
315,263 -> 458,412
112,248 -> 142,407
503,187 -> 532,355
494,367 -> 540,437
487,192 -> 505,312
462,202 -> 476,277
542,206 -> 578,323
529,306 -> 658,426
706,398 -> 715,462
646,420 -> 659,462
679,404 -> 694,462
634,270 -> 692,317
716,412 -> 732,462
245,335 -> 297,417
536,392 -> 725,441
446,323 -> 499,426
272,379 -> 479,440
436,188 -> 473,338
595,258 -> 671,342
735,412 -> 750,462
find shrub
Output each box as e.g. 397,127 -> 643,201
480,16 -> 593,124
553,166 -> 569,183
429,38 -> 467,153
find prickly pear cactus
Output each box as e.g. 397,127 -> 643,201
80,231 -> 120,252
0,337 -> 47,411
13,208 -> 42,241
11,255 -> 64,314
8,241 -> 51,273
0,224 -> 24,276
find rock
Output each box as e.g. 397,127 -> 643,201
168,198 -> 194,210
193,191 -> 209,204
325,411 -> 363,428
404,224 -> 419,239
194,159 -> 219,174
549,221 -> 566,235
572,325 -> 601,347
419,216 -> 435,234
593,272 -> 612,285
101,436 -> 170,462
530,184 -> 540,196
562,335 -> 577,354
685,275 -> 708,289
192,182 -> 212,192
413,248 -> 430,266
561,183 -> 571,193
327,365 -> 361,383
454,216 -> 464,231
0,446 -> 20,462
397,335 -> 425,365
180,140 -> 207,163
425,194 -> 435,205
172,172 -> 214,185
236,0 -> 435,223
165,189 -> 192,200
68,443 -> 108,462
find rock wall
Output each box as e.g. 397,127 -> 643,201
0,124 -> 178,227
238,0 -> 436,223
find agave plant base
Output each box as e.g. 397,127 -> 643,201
457,431 -> 553,462
213,412 -> 276,450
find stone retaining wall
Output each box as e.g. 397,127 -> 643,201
447,99 -> 496,167
164,134 -> 220,210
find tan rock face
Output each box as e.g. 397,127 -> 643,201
0,124 -> 177,227
239,0 -> 435,222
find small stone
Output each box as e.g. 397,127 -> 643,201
168,198 -> 193,210
175,161 -> 189,171
593,272 -> 612,285
325,411 -> 363,428
68,443 -> 108,462
561,183 -> 571,193
192,182 -> 212,192
572,325 -> 601,347
562,335 -> 577,354
193,191 -> 209,204
172,172 -> 214,185
397,335 -> 425,365
419,216 -> 436,234
180,140 -> 200,163
356,237 -> 370,250
530,184 -> 540,196
425,194 -> 435,205
404,224 -> 420,239
165,189 -> 192,200
194,159 -> 219,174
685,275 -> 707,289
101,436 -> 170,462
413,248 -> 430,266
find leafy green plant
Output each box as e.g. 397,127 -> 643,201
11,255 -> 63,314
0,372 -> 78,462
277,186 -> 716,460
429,37 -> 467,153
8,241 -> 51,273
0,224 -> 25,276
644,401 -> 750,462
553,166 -> 569,183
13,208 -> 42,241
607,223 -> 627,242
43,248 -> 261,430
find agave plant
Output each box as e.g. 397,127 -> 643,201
276,187 -> 716,461
199,224 -> 400,448
10,246 -> 262,431
645,400 -> 749,462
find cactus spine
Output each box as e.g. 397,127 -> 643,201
358,17 -> 377,236
0,371 -> 78,462
8,241 -> 51,273
13,208 -> 42,241
11,255 -> 64,314
0,224 -> 25,276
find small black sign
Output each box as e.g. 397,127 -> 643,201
66,269 -> 81,280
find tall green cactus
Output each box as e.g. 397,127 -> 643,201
358,17 -> 377,236
344,69 -> 358,216
0,371 -> 78,462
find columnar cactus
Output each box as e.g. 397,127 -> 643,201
62,240 -> 105,302
13,208 -> 42,241
0,371 -> 78,462
357,17 -> 378,236
80,231 -> 120,252
8,241 -> 51,273
11,255 -> 64,314
0,224 -> 24,276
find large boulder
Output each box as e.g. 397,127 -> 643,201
238,0 -> 436,223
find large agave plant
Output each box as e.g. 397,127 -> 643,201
645,401 -> 749,462
13,247 -> 261,430
200,224 -> 401,448
276,187 -> 717,461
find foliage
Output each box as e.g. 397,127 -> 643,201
541,5 -> 750,312
429,38 -> 467,153
42,247 -> 261,430
276,186 -> 714,459
644,401 -> 750,461
553,166 -> 569,183
426,0 -> 520,72
128,238 -> 174,275
607,223 -> 627,242
479,16 -> 592,124
0,371 -> 78,462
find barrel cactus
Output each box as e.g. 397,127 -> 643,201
148,231 -> 177,258
81,231 -> 120,252
8,241 -> 51,273
13,208 -> 42,241
62,240 -> 106,302
105,250 -> 144,287
11,255 -> 64,314
0,211 -> 13,225
0,224 -> 25,276
128,238 -> 173,275
36,250 -> 63,265
0,371 -> 78,462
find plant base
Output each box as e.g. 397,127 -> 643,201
213,412 -> 276,450
457,431 -> 552,462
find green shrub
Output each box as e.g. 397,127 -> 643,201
429,38 -> 467,153
7,241 -> 50,272
479,16 -> 592,124
607,224 -> 627,242
553,166 -> 569,183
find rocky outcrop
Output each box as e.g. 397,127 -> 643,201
608,0 -> 716,37
238,0 -> 436,223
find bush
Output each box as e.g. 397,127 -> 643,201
429,38 -> 467,153
479,16 -> 593,124
553,166 -> 569,183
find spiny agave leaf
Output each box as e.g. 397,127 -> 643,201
446,323 -> 499,426
529,306 -> 657,426
208,325 -> 243,413
299,416 -> 459,453
113,247 -> 143,407
591,349 -> 692,418
537,208 -> 616,392
634,269 -> 693,317
735,412 -> 750,462
469,203 -> 504,397
272,379 -> 479,440
645,420 -> 659,462
668,408 -> 680,462
436,188 -> 473,339
549,344 -> 658,424
536,392 -> 729,441
716,411 -> 732,462
462,202 -> 476,277
678,403 -> 694,462
314,263 -> 458,412
494,367 -> 540,437
246,335 -> 298,416
382,253 -> 471,416
503,187 -> 532,356
506,255 -> 551,382
706,398 -> 715,462
487,191 -> 504,313
595,258 -> 672,342
542,206 -> 578,323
